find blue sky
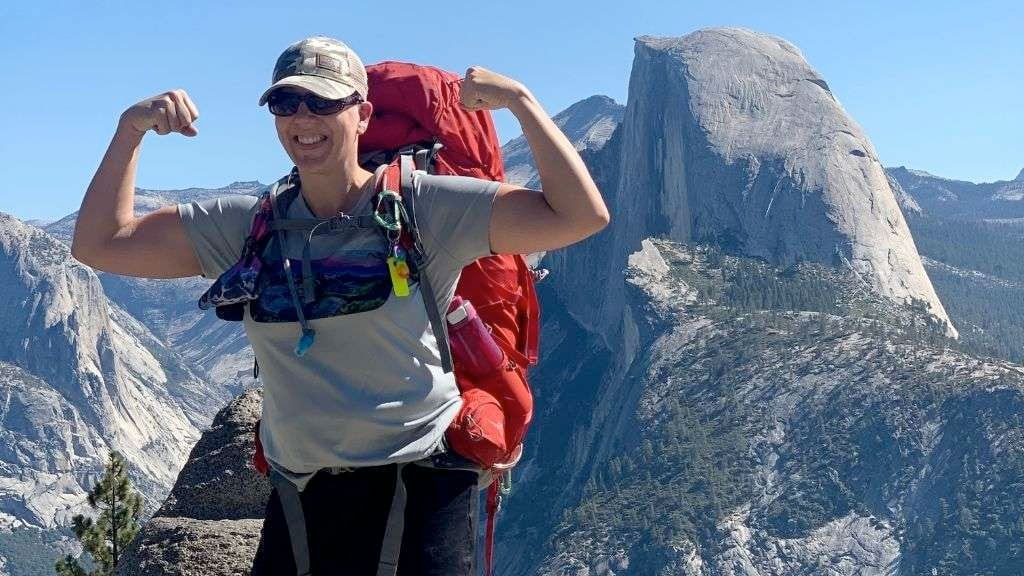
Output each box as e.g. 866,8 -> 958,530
1,0 -> 1021,221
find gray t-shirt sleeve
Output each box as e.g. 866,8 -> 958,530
177,195 -> 260,278
412,172 -> 499,272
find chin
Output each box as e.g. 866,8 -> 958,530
291,153 -> 339,174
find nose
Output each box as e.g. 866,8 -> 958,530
294,102 -> 314,117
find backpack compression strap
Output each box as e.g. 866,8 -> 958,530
269,471 -> 312,576
269,464 -> 410,576
398,153 -> 455,373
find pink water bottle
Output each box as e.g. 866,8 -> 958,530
446,296 -> 505,377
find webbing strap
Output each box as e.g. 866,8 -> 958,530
412,141 -> 442,172
301,232 -> 317,304
270,471 -> 312,576
485,478 -> 500,576
375,463 -> 409,576
399,154 -> 454,373
270,178 -> 316,356
268,215 -> 379,232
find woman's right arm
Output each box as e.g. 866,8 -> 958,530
71,90 -> 203,279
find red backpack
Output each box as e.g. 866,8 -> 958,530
250,61 -> 541,576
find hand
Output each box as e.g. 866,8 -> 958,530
460,66 -> 530,112
119,90 -> 200,137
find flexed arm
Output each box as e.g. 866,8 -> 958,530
461,67 -> 610,255
72,90 -> 203,278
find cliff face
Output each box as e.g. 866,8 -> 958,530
0,213 -> 210,529
499,240 -> 1024,575
45,183 -> 263,396
547,28 -> 955,340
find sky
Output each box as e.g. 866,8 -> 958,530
1,0 -> 1021,222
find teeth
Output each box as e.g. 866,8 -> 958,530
296,135 -> 326,144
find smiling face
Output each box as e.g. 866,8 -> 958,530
273,90 -> 373,177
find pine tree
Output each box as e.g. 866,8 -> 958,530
55,451 -> 142,576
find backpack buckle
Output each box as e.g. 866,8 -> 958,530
327,214 -> 353,232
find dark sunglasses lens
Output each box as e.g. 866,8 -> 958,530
307,96 -> 346,115
268,92 -> 301,116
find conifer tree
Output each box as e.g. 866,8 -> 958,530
54,451 -> 142,576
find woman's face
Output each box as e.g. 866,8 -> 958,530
273,91 -> 372,176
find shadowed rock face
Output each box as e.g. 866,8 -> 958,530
550,28 -> 955,340
118,389 -> 269,576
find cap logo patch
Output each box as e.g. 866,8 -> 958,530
316,53 -> 342,74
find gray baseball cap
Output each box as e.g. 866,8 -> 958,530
258,36 -> 369,105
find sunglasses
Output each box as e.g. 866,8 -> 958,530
267,90 -> 363,117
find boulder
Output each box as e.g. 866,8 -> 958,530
118,389 -> 268,576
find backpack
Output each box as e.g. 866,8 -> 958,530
204,61 -> 541,576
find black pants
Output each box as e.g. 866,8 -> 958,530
251,463 -> 479,575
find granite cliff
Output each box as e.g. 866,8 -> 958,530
44,182 -> 264,396
545,29 -> 955,343
0,213 -> 212,531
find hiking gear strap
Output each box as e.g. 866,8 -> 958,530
399,153 -> 454,373
301,221 -> 328,304
270,176 -> 316,356
413,140 -> 443,172
268,214 -> 379,232
270,471 -> 312,576
269,463 -> 409,576
375,462 -> 409,576
485,477 -> 501,576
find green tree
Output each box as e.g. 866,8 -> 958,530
55,451 -> 142,576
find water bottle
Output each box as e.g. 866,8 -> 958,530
446,296 -> 506,377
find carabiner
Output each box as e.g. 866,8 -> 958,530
373,190 -> 403,232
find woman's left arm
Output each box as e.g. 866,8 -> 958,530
461,67 -> 611,255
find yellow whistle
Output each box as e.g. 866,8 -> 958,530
387,257 -> 411,297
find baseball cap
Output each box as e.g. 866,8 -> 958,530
258,36 -> 369,106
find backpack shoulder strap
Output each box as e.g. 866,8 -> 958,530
398,154 -> 455,373
268,172 -> 317,356
412,140 -> 444,172
248,171 -> 299,244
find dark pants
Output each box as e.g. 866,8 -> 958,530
251,462 -> 479,575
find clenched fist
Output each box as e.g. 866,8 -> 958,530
460,66 -> 530,112
120,90 -> 200,137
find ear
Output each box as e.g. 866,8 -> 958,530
357,100 -> 373,134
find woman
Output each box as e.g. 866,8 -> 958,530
72,36 -> 608,575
